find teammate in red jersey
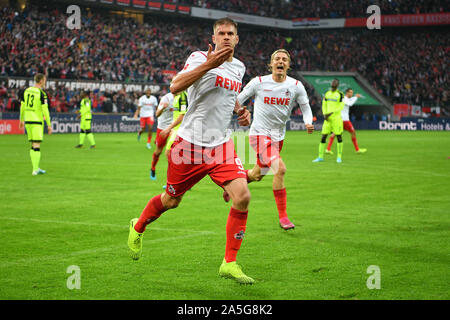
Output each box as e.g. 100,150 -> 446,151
223,49 -> 314,230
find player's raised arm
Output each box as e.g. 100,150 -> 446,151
170,44 -> 233,94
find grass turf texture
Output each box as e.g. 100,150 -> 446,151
0,131 -> 449,300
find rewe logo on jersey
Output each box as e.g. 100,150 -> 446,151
263,96 -> 291,106
215,76 -> 242,92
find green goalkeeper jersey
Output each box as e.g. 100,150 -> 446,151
20,87 -> 51,126
322,90 -> 344,120
80,97 -> 92,120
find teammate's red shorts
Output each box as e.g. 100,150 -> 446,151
155,128 -> 169,148
165,136 -> 247,197
140,116 -> 154,128
249,135 -> 284,168
343,121 -> 355,133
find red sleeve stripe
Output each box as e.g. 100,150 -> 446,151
295,80 -> 299,85
259,76 -> 262,82
197,51 -> 207,58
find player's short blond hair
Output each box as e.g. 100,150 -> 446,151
268,49 -> 291,71
34,73 -> 46,84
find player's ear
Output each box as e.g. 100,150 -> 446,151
212,34 -> 216,45
235,34 -> 239,45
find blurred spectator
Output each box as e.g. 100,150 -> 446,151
0,2 -> 448,115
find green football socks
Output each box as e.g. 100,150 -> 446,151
337,141 -> 343,159
318,142 -> 326,159
30,148 -> 41,172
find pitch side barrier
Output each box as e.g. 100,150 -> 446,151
2,113 -> 449,135
0,113 -> 144,134
287,117 -> 450,131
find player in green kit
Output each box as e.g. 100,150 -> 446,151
313,79 -> 345,163
19,73 -> 53,176
160,90 -> 188,158
75,91 -> 96,149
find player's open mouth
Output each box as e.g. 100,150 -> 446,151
276,66 -> 284,70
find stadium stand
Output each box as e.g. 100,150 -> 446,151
185,0 -> 449,19
0,1 -> 448,118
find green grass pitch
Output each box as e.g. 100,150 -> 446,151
0,130 -> 449,300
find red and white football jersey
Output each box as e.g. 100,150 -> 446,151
341,96 -> 358,121
157,92 -> 174,130
138,95 -> 158,118
177,51 -> 245,147
237,75 -> 312,141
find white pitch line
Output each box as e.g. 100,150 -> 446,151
0,216 -> 217,234
0,231 -> 214,268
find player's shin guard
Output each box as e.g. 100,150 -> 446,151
225,208 -> 248,263
151,153 -> 160,171
273,188 -> 287,220
134,194 -> 167,233
337,141 -> 343,158
30,148 -> 41,172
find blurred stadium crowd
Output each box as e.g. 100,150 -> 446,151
187,0 -> 449,19
0,2 -> 448,117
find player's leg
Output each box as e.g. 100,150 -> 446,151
146,118 -> 153,149
222,135 -> 265,203
128,192 -> 183,260
27,124 -> 45,175
335,120 -> 344,162
137,118 -> 145,142
345,122 -> 367,153
76,119 -> 86,148
85,120 -> 96,148
326,133 -> 335,155
313,134 -> 328,162
210,142 -> 254,284
271,158 -> 295,230
150,145 -> 163,180
220,178 -> 254,284
30,141 -> 43,175
151,129 -> 168,180
129,136 -> 207,259
336,135 -> 343,162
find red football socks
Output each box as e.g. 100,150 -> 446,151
225,207 -> 248,263
273,188 -> 287,219
327,135 -> 335,151
134,194 -> 167,233
352,136 -> 359,151
151,153 -> 160,171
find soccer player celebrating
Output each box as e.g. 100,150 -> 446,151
134,88 -> 158,149
19,73 -> 53,176
224,49 -> 314,230
150,91 -> 174,180
326,88 -> 367,154
128,18 -> 254,284
313,79 -> 345,163
75,91 -> 96,149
